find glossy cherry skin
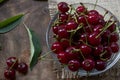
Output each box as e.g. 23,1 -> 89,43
76,6 -> 86,14
87,14 -> 100,25
59,13 -> 68,22
52,26 -> 58,34
93,45 -> 104,57
4,68 -> 16,80
88,10 -> 99,15
6,57 -> 18,69
17,62 -> 28,74
80,33 -> 88,42
93,24 -> 103,33
66,21 -> 78,31
77,15 -> 87,25
51,42 -> 63,54
102,30 -> 111,42
110,42 -> 119,53
60,39 -> 70,49
108,21 -> 116,32
95,60 -> 106,71
57,2 -> 69,13
82,59 -> 95,71
65,46 -> 80,60
110,32 -> 119,42
68,59 -> 81,72
57,52 -> 69,64
84,25 -> 93,33
88,32 -> 101,46
80,44 -> 92,56
58,27 -> 69,38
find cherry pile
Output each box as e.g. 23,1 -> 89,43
4,57 -> 28,80
51,2 -> 119,72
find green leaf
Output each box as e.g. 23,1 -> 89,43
24,23 -> 42,70
0,14 -> 24,33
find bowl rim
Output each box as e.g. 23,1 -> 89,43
46,2 -> 120,76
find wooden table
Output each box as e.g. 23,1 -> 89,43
0,0 -> 120,80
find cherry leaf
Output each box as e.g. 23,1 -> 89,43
24,24 -> 42,70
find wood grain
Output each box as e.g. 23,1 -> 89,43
0,0 -> 57,80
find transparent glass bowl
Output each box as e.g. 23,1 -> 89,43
46,3 -> 120,76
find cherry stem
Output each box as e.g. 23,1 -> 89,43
38,49 -> 55,60
9,58 -> 18,70
79,49 -> 85,60
103,11 -> 108,18
100,50 -> 109,61
93,0 -> 98,10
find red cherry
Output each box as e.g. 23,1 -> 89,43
95,60 -> 106,71
65,46 -> 80,60
93,45 -> 104,57
57,2 -> 69,13
93,24 -> 103,33
80,33 -> 88,43
68,59 -> 81,72
59,13 -> 68,22
60,39 -> 70,49
110,32 -> 119,42
84,25 -> 93,33
87,14 -> 100,25
98,15 -> 105,25
57,52 -> 69,64
82,59 -> 95,71
108,21 -> 116,32
52,26 -> 58,34
4,68 -> 16,80
88,10 -> 99,15
77,15 -> 87,25
102,30 -> 111,42
110,42 -> 119,53
6,57 -> 18,69
17,62 -> 28,74
58,27 -> 69,38
66,21 -> 78,31
80,44 -> 92,55
88,32 -> 101,46
76,6 -> 86,14
51,42 -> 63,54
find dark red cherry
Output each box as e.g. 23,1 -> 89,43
110,32 -> 119,42
77,15 -> 87,25
80,33 -> 88,42
102,30 -> 111,42
87,14 -> 100,25
76,6 -> 86,14
6,57 -> 18,69
93,24 -> 103,33
51,42 -> 63,54
66,21 -> 78,31
4,68 -> 16,80
108,21 -> 116,32
95,60 -> 106,71
93,45 -> 104,57
59,13 -> 68,22
82,59 -> 95,71
57,52 -> 69,64
88,32 -> 101,46
58,27 -> 69,38
88,10 -> 99,15
98,15 -> 105,25
84,25 -> 93,33
68,59 -> 81,71
57,2 -> 69,13
60,39 -> 70,49
17,62 -> 28,74
65,46 -> 80,60
110,42 -> 119,53
80,44 -> 92,55
52,26 -> 58,34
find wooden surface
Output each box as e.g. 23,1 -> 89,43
0,0 -> 57,80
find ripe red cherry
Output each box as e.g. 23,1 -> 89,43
57,2 -> 69,13
80,33 -> 88,42
84,25 -> 93,33
52,26 -> 58,34
88,10 -> 99,15
88,32 -> 101,46
102,30 -> 111,42
108,21 -> 116,32
80,44 -> 92,55
98,15 -> 105,25
57,52 -> 69,64
4,68 -> 16,80
93,45 -> 104,57
87,14 -> 100,25
65,46 -> 80,60
95,60 -> 106,71
66,21 -> 78,31
93,24 -> 103,33
6,57 -> 18,69
76,6 -> 86,14
58,27 -> 69,38
82,59 -> 95,71
68,59 -> 81,72
77,15 -> 87,25
110,32 -> 119,42
110,42 -> 119,53
60,39 -> 70,49
17,62 -> 28,74
59,13 -> 68,22
51,42 -> 63,54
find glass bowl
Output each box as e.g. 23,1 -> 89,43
46,3 -> 120,76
